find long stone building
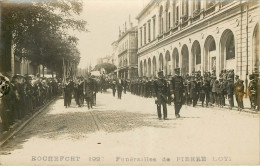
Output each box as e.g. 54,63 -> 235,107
136,0 -> 259,81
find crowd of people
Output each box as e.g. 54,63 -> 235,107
108,69 -> 260,119
0,69 -> 259,131
63,75 -> 99,109
0,73 -> 61,132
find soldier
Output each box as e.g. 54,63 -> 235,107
210,76 -> 216,105
170,68 -> 184,118
1,74 -> 16,130
228,69 -> 235,83
154,71 -> 168,120
64,78 -> 73,108
85,76 -> 94,109
116,78 -> 123,99
166,75 -> 172,104
185,75 -> 192,105
200,77 -> 210,107
236,79 -> 244,111
219,78 -> 226,108
190,77 -> 199,107
123,78 -> 127,94
234,75 -> 239,106
248,74 -> 257,110
111,79 -> 117,97
91,76 -> 98,106
76,78 -> 84,107
24,75 -> 34,114
226,78 -> 235,109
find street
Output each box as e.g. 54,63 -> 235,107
0,90 -> 259,166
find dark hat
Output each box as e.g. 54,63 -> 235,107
235,75 -> 239,78
12,74 -> 23,80
174,68 -> 180,72
158,71 -> 164,78
25,75 -> 33,80
249,74 -> 254,80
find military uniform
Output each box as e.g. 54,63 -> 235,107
64,79 -> 73,108
85,78 -> 94,109
226,78 -> 234,109
170,68 -> 184,118
190,78 -> 199,107
116,78 -> 123,99
235,80 -> 244,111
248,74 -> 257,110
219,79 -> 226,107
154,71 -> 168,120
200,79 -> 210,107
111,80 -> 117,97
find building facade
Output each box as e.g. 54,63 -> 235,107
117,16 -> 138,79
111,41 -> 119,75
136,0 -> 259,81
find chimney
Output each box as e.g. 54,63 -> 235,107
125,21 -> 127,31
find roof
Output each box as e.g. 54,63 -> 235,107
135,0 -> 156,20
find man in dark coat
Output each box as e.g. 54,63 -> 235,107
154,71 -> 168,120
248,74 -> 257,110
226,78 -> 234,109
170,68 -> 184,118
190,77 -> 199,107
111,79 -> 117,97
116,78 -> 123,99
64,78 -> 73,108
84,76 -> 94,109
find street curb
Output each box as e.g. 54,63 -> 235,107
0,97 -> 57,147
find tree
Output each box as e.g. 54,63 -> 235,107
94,63 -> 117,74
1,0 -> 87,76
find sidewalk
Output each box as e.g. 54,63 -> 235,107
0,97 -> 57,146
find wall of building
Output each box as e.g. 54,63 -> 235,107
137,0 -> 259,81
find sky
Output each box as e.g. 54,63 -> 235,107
76,0 -> 150,68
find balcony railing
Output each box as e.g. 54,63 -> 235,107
164,30 -> 171,37
220,0 -> 233,7
171,25 -> 179,33
181,19 -> 189,28
192,10 -> 201,22
158,34 -> 164,40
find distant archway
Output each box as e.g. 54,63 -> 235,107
204,35 -> 216,72
148,58 -> 151,77
152,56 -> 157,77
191,40 -> 201,72
144,59 -> 147,77
181,44 -> 189,75
159,53 -> 164,73
220,29 -> 236,71
139,61 -> 143,77
165,50 -> 171,75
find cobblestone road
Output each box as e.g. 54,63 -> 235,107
0,90 -> 259,166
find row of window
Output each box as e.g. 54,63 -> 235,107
139,0 -> 234,48
119,56 -> 128,67
119,40 -> 129,53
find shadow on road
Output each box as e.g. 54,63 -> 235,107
0,107 -> 180,153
